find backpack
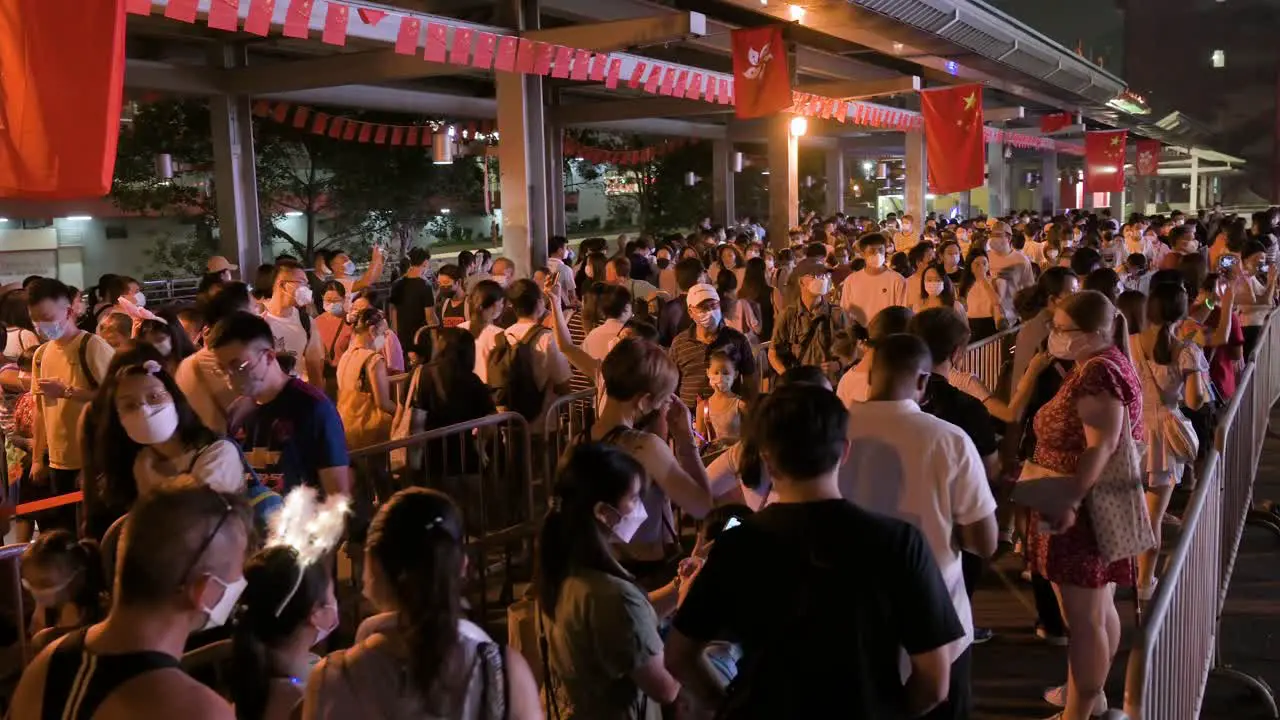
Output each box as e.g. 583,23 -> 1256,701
488,324 -> 549,420
33,333 -> 100,393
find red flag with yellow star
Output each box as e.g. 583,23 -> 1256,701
1086,130 -> 1127,192
920,83 -> 984,194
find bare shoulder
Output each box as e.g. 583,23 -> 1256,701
102,668 -> 234,720
8,639 -> 57,718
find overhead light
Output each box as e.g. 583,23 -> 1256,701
65,215 -> 92,221
862,160 -> 874,173
892,42 -> 905,54
732,151 -> 744,173
284,211 -> 303,218
945,60 -> 960,76
440,208 -> 451,214
789,115 -> 808,137
788,4 -> 805,21
684,171 -> 698,187
0,218 -> 7,223
761,169 -> 771,175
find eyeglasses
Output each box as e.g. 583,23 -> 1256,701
178,489 -> 234,584
226,349 -> 268,377
117,389 -> 173,414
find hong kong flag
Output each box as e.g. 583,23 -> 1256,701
1085,130 -> 1127,193
920,83 -> 984,194
730,26 -> 790,119
1135,138 -> 1161,177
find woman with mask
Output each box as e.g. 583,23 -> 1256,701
232,546 -> 338,720
135,314 -> 197,376
536,443 -> 694,720
315,281 -> 352,398
958,252 -> 1002,341
305,487 -> 541,719
349,290 -> 405,374
738,256 -> 776,344
335,308 -> 396,450
21,530 -> 108,653
915,264 -> 968,321
457,279 -> 507,384
939,239 -> 965,286
1023,290 -> 1144,720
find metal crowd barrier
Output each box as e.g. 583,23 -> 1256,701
960,326 -> 1019,395
1124,311 -> 1280,720
536,389 -> 597,506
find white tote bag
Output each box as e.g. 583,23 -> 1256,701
390,365 -> 428,472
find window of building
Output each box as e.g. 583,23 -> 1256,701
1212,50 -> 1225,68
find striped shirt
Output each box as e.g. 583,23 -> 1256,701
669,323 -> 756,408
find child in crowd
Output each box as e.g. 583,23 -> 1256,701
21,530 -> 108,653
696,350 -> 747,441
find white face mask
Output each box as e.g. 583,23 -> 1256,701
22,572 -> 78,607
35,320 -> 66,342
325,302 -> 344,316
690,307 -> 722,331
152,338 -> 173,357
603,501 -> 648,544
1047,329 -> 1109,360
865,252 -> 886,270
200,575 -> 248,631
133,292 -> 147,308
120,402 -> 180,445
708,373 -> 735,393
924,280 -> 945,297
803,276 -> 830,296
293,285 -> 314,308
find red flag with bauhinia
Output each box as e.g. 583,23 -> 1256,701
0,0 -> 127,198
920,83 -> 984,194
730,26 -> 790,119
1085,130 -> 1127,193
1135,138 -> 1161,177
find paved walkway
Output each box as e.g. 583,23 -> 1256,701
968,403 -> 1280,720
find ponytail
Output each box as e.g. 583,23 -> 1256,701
466,280 -> 505,340
70,539 -> 108,624
230,609 -> 271,720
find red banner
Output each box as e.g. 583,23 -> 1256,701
1085,130 -> 1127,193
731,26 -> 790,119
1040,112 -> 1073,134
920,84 -> 984,194
1135,138 -> 1161,177
0,0 -> 127,199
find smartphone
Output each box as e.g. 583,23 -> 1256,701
722,516 -> 742,532
1219,255 -> 1238,270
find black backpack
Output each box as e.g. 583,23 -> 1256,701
488,324 -> 549,420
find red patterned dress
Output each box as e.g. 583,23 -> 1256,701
1026,345 -> 1144,588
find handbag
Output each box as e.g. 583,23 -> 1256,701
389,365 -> 429,472
1083,378 -> 1155,564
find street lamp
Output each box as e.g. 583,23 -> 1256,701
789,115 -> 807,137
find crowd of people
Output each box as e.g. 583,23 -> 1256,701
0,203 -> 1274,719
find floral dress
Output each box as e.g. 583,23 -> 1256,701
1026,345 -> 1144,588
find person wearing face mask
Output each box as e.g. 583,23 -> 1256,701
10,484 -> 253,720
671,284 -> 758,410
457,280 -> 508,382
534,443 -> 703,720
306,488 -> 541,720
695,350 -> 746,441
1159,225 -> 1201,270
232,546 -> 340,720
314,281 -> 352,398
655,245 -> 679,298
20,530 -> 109,654
387,247 -> 438,367
26,278 -> 116,534
327,246 -> 384,296
894,213 -> 919,251
263,262 -> 326,389
335,308 -> 397,449
136,315 -> 198,376
770,260 -> 851,379
433,264 -> 469,329
984,222 -> 1036,313
840,233 -> 908,330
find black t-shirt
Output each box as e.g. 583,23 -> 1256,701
388,276 -> 434,347
920,373 -> 999,457
673,499 -> 963,719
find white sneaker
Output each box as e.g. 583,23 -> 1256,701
1043,685 -> 1108,715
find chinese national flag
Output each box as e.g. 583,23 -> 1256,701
731,26 -> 790,119
920,83 -> 984,194
0,0 -> 127,198
1135,138 -> 1161,177
1085,130 -> 1127,193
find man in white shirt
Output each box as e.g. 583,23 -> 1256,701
262,261 -> 325,388
985,222 -> 1035,318
547,235 -> 579,309
583,285 -> 633,360
503,279 -> 573,431
840,233 -> 907,329
840,333 -> 997,720
176,280 -> 251,434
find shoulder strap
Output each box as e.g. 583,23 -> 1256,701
326,321 -> 344,360
298,310 -> 312,342
519,323 -> 548,347
77,333 -> 98,390
185,442 -> 219,475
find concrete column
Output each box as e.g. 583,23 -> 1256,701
1188,155 -> 1200,215
494,0 -> 548,276
209,45 -> 262,273
957,191 -> 972,219
986,140 -> 1007,217
711,140 -> 736,227
1041,152 -> 1058,216
545,112 -> 566,236
766,114 -> 799,248
824,147 -> 845,217
904,127 -> 927,223
1131,176 -> 1149,216
1109,175 -> 1126,219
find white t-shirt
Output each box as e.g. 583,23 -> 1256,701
987,250 -> 1035,311
839,399 -> 997,664
263,307 -> 322,383
504,320 -> 572,431
583,317 -> 626,361
836,366 -> 869,407
457,321 -> 503,383
706,442 -> 777,510
175,348 -> 239,434
839,269 -> 908,328
133,438 -> 245,497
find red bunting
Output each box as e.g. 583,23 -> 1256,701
327,118 -> 345,139
472,33 -> 497,70
394,17 -> 420,55
705,77 -> 718,103
406,127 -> 420,146
660,68 -> 678,96
514,39 -> 536,74
551,46 -> 573,79
571,49 -> 591,81
605,58 -> 622,89
271,102 -> 289,122
685,72 -> 700,99
357,123 -> 372,143
643,65 -> 663,94
589,54 -> 607,82
282,0 -> 313,39
449,28 -> 473,65
424,23 -> 447,62
719,78 -> 731,105
164,0 -> 199,23
494,36 -> 518,72
356,8 -> 385,25
207,0 -> 240,31
311,112 -> 329,134
628,61 -> 647,89
391,127 -> 404,145
532,42 -> 554,75
342,123 -> 356,141
374,125 -> 388,144
244,0 -> 274,35
322,2 -> 348,46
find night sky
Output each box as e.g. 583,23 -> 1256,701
985,0 -> 1125,73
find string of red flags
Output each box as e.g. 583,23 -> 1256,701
250,100 -> 497,145
563,137 -> 694,166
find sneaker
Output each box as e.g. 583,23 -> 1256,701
1043,685 -> 1108,715
1035,623 -> 1069,646
972,627 -> 995,644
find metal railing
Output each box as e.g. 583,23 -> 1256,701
961,326 -> 1019,395
1124,310 -> 1280,720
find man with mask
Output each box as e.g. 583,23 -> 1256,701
655,245 -> 679,298
177,282 -> 252,434
894,213 -> 919,251
985,222 -> 1035,321
669,283 -> 757,410
27,278 -> 115,532
388,247 -> 437,366
839,233 -> 907,329
770,259 -> 850,377
10,485 -> 251,720
262,261 -> 325,389
211,312 -> 350,498
1160,225 -> 1201,270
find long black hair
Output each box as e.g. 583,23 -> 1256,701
231,546 -> 332,720
22,530 -> 108,625
536,443 -> 640,617
368,487 -> 467,712
1146,281 -> 1188,365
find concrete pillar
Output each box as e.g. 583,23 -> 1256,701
545,106 -> 566,237
1109,176 -> 1126,220
986,140 -> 1007,217
904,127 -> 927,224
766,114 -> 799,248
1041,152 -> 1058,216
1131,176 -> 1149,216
1188,155 -> 1200,214
958,190 -> 972,219
711,140 -> 736,227
824,147 -> 845,217
209,45 -> 262,273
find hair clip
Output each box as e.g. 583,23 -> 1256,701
142,360 -> 162,375
424,516 -> 445,532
